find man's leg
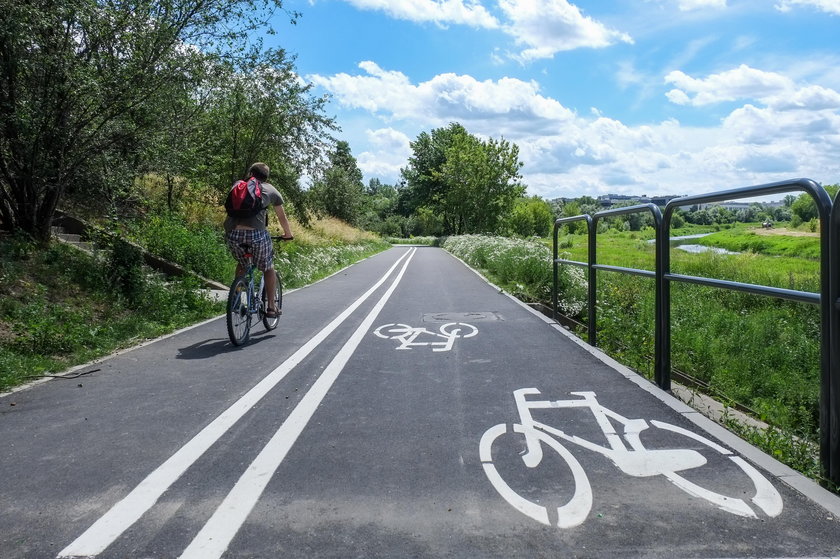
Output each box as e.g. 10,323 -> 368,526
264,268 -> 278,314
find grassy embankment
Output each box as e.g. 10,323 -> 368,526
0,213 -> 389,393
443,223 -> 824,480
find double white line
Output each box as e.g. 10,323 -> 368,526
59,248 -> 417,559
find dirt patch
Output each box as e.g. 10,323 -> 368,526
0,320 -> 18,344
752,227 -> 818,237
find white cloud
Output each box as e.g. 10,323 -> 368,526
664,64 -> 793,106
356,128 -> 413,182
677,0 -> 726,10
309,63 -> 840,198
340,0 -> 499,27
497,0 -> 633,61
776,0 -> 840,15
764,85 -> 840,110
307,61 -> 575,130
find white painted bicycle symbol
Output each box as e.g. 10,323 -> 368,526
373,322 -> 478,352
479,388 -> 783,528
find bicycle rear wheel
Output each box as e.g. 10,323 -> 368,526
227,276 -> 251,346
479,423 -> 592,528
261,270 -> 282,331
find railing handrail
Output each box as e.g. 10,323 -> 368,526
552,178 -> 838,485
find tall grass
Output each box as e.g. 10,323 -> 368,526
442,235 -> 586,316
121,213 -> 389,286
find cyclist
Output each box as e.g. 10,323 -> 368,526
224,162 -> 293,318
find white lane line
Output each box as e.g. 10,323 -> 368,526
57,248 -> 415,559
178,248 -> 417,559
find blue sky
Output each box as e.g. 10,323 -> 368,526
271,0 -> 840,200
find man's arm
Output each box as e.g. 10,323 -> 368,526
274,204 -> 294,239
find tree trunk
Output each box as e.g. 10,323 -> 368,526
1,173 -> 64,243
166,173 -> 174,212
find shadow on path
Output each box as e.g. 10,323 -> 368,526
176,333 -> 277,360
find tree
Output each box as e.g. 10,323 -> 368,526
397,123 -> 465,219
505,196 -> 553,237
0,0 -> 304,241
310,141 -> 365,224
400,123 -> 524,235
183,49 -> 336,222
788,185 -> 838,226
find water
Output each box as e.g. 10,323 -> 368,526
674,244 -> 739,255
646,233 -> 740,255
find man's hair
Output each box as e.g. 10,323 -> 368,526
248,162 -> 270,181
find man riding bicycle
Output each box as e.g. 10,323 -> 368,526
224,162 -> 293,319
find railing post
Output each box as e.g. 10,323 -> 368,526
588,217 -> 597,346
552,215 -> 594,342
552,221 -> 559,322
656,205 -> 672,391
829,190 -> 840,486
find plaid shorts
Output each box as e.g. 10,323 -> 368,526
226,229 -> 274,271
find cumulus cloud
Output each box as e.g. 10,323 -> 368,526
776,0 -> 840,15
498,0 -> 633,61
340,0 -> 499,27
665,65 -> 840,125
337,0 -> 632,61
356,128 -> 413,181
307,61 -> 575,130
664,64 -> 793,106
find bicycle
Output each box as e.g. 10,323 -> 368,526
479,388 -> 783,528
226,236 -> 289,346
373,322 -> 478,352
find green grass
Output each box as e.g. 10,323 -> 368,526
555,228 -> 820,291
387,236 -> 438,246
0,237 -> 221,391
697,226 -> 821,260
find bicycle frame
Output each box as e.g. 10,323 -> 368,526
240,253 -> 267,318
514,389 -> 706,476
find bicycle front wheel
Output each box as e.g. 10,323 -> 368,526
262,270 -> 282,331
227,276 -> 251,346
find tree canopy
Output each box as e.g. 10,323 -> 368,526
0,0 -> 335,240
399,123 -> 524,235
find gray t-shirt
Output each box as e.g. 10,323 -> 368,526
224,182 -> 285,233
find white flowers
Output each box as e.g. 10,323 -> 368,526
442,234 -> 586,315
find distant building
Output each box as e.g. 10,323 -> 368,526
596,194 -> 682,207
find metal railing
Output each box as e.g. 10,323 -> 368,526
552,178 -> 838,485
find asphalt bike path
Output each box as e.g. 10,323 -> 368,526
2,246 -> 840,558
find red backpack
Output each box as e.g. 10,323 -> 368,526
224,176 -> 265,218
